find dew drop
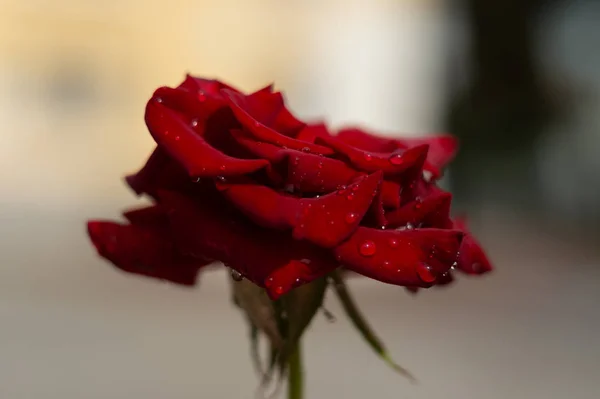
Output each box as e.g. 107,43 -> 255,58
230,269 -> 243,281
417,263 -> 436,283
406,223 -> 414,230
345,212 -> 358,224
284,184 -> 295,193
197,91 -> 206,102
193,177 -> 201,183
318,162 -> 323,169
359,240 -> 376,257
155,97 -> 163,103
336,185 -> 347,195
352,185 -> 359,192
220,164 -> 226,171
389,153 -> 404,165
294,157 -> 300,164
389,238 -> 399,248
191,118 -> 199,127
414,198 -> 422,210
265,277 -> 273,287
347,193 -> 354,201
364,153 -> 373,161
382,260 -> 391,268
275,286 -> 284,295
301,147 -> 310,153
174,135 -> 180,141
163,130 -> 170,136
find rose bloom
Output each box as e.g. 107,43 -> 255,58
87,75 -> 492,299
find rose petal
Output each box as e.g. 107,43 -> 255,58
145,98 -> 269,178
381,181 -> 401,209
245,85 -> 306,135
295,122 -> 332,143
453,218 -> 493,275
87,218 -> 208,285
386,192 -> 453,229
223,89 -> 334,155
395,135 -> 458,172
216,178 -> 299,230
177,74 -> 240,96
157,190 -> 337,297
316,134 -> 429,176
263,259 -> 336,300
333,228 -> 463,287
125,147 -> 191,197
217,172 -> 382,248
230,129 -> 362,193
293,171 -> 383,247
285,152 -> 361,194
336,127 -> 397,153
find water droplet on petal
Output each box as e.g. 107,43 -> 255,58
193,177 -> 201,183
284,184 -> 295,193
336,185 -> 347,195
352,185 -> 359,192
230,269 -> 243,281
163,130 -> 170,136
156,97 -> 163,103
275,286 -> 284,295
417,263 -> 436,283
197,91 -> 206,101
345,212 -> 358,224
389,153 -> 404,165
414,197 -> 423,209
347,194 -> 354,201
191,118 -> 199,127
406,223 -> 414,230
364,153 -> 373,161
382,260 -> 391,268
389,238 -> 399,248
301,147 -> 310,153
318,162 -> 323,169
265,277 -> 273,287
359,240 -> 376,257
174,136 -> 180,141
220,165 -> 226,171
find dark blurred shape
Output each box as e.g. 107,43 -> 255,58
446,0 -> 566,209
46,57 -> 98,110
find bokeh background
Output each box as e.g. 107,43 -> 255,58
1,0 -> 599,398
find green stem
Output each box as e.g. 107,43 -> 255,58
287,342 -> 303,399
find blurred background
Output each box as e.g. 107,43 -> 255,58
1,0 -> 599,398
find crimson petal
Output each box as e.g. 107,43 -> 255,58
124,147 -> 191,197
395,135 -> 458,172
387,192 -> 453,229
316,134 -> 429,176
218,172 -> 382,248
223,89 -> 333,155
145,99 -> 269,178
157,190 -> 337,297
87,219 -> 208,285
453,218 -> 493,275
336,127 -> 397,153
293,172 -> 383,247
333,228 -> 463,287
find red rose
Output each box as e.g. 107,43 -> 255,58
87,75 -> 492,299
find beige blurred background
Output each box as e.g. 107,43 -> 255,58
1,1 -> 599,398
